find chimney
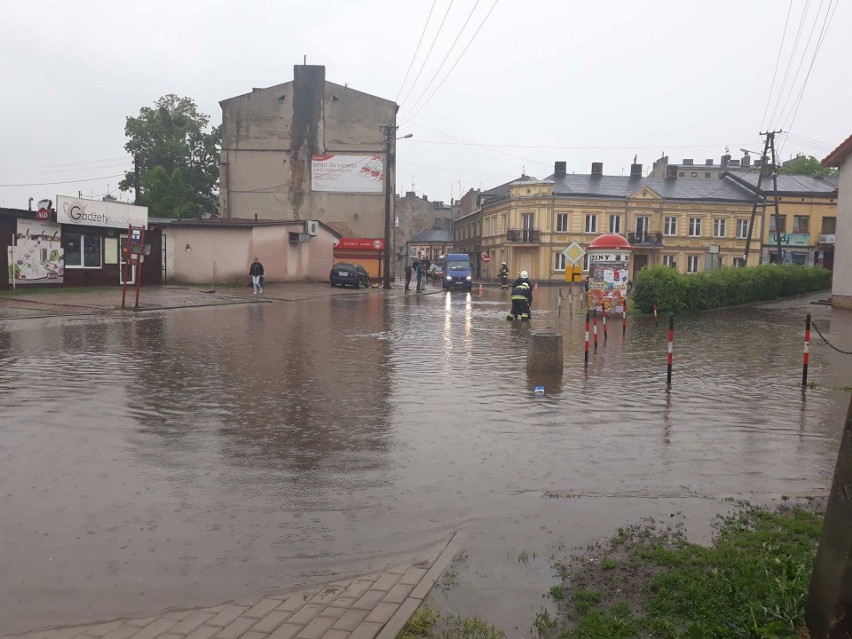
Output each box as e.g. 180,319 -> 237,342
721,154 -> 731,167
630,163 -> 643,178
741,152 -> 751,167
554,161 -> 567,178
422,194 -> 428,201
705,159 -> 714,166
591,162 -> 603,176
682,158 -> 694,166
666,165 -> 678,178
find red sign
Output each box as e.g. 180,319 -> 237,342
36,208 -> 50,221
481,250 -> 490,262
335,238 -> 385,250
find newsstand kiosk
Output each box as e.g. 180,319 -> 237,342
586,233 -> 632,314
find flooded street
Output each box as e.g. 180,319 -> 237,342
1,285 -> 850,634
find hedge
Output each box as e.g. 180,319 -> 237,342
631,264 -> 831,313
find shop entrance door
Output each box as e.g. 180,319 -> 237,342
119,236 -> 136,285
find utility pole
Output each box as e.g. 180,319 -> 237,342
133,154 -> 141,205
381,124 -> 396,289
743,130 -> 782,265
768,133 -> 784,264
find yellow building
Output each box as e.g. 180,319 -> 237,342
475,162 -> 761,282
724,171 -> 839,269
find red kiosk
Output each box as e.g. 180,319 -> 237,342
586,233 -> 632,314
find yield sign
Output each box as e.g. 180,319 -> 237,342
562,241 -> 586,265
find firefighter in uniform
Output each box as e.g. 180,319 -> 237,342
506,271 -> 533,320
498,262 -> 510,288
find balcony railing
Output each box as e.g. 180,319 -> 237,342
507,228 -> 541,243
627,231 -> 662,246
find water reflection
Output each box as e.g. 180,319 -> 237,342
0,290 -> 849,631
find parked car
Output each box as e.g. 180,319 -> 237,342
427,264 -> 444,280
329,263 -> 370,288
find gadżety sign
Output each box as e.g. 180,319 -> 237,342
56,196 -> 149,229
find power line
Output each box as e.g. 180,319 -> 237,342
0,174 -> 125,188
399,0 -> 482,121
398,0 -> 456,109
400,0 -> 499,125
408,136 -> 758,151
768,0 -> 812,129
394,0 -> 438,103
760,0 -> 794,131
0,156 -> 130,172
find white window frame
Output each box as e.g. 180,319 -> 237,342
609,214 -> 621,234
554,253 -> 566,271
687,255 -> 700,273
64,232 -> 103,269
735,219 -> 749,239
664,216 -> 677,236
555,213 -> 568,233
584,214 -> 597,234
713,218 -> 726,238
733,257 -> 746,268
663,254 -> 676,268
635,216 -> 650,236
582,253 -> 590,272
688,218 -> 702,237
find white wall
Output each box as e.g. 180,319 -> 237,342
832,159 -> 852,308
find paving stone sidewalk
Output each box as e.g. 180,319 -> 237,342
2,534 -> 462,639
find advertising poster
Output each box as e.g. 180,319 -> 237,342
587,256 -> 629,313
9,219 -> 64,284
311,154 -> 384,193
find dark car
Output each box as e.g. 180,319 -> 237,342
427,264 -> 444,280
329,262 -> 370,288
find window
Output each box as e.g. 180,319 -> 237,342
713,218 -> 726,238
555,253 -> 566,271
664,216 -> 677,236
705,172 -> 712,178
687,255 -> 700,273
678,171 -> 685,177
733,257 -> 746,268
636,216 -> 649,236
64,233 -> 102,268
585,214 -> 597,233
769,215 -> 786,233
663,255 -> 676,269
582,253 -> 590,272
609,214 -> 621,234
793,215 -> 809,233
556,213 -> 568,232
736,219 -> 749,239
822,217 -> 836,233
688,218 -> 701,237
691,171 -> 698,177
522,213 -> 534,229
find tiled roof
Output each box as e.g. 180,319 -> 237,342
545,173 -> 755,202
481,175 -> 538,203
822,134 -> 852,167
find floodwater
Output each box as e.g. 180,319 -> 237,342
1,284 -> 850,633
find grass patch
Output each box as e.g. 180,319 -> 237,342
552,505 -> 822,639
399,601 -> 504,639
439,549 -> 469,589
399,602 -> 441,639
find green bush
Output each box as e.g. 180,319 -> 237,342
632,264 -> 830,313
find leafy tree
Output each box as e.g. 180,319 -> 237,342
778,154 -> 837,177
119,94 -> 220,217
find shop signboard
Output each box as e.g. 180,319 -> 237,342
587,249 -> 630,314
335,238 -> 385,250
311,154 -> 384,193
8,219 -> 64,284
769,232 -> 809,247
56,196 -> 148,229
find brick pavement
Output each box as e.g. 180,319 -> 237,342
1,534 -> 463,639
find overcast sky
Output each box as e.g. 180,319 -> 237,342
1,0 -> 849,209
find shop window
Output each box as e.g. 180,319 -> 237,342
65,233 -> 102,268
791,253 -> 807,265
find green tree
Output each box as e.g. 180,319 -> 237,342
779,154 -> 837,177
120,94 -> 220,217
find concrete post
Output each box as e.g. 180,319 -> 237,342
527,332 -> 563,372
807,395 -> 852,638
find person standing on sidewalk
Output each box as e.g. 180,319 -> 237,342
250,257 -> 264,295
414,260 -> 424,293
405,262 -> 413,291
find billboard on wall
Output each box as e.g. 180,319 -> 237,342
311,154 -> 384,193
8,219 -> 64,284
56,196 -> 148,229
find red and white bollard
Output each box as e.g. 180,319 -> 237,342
602,310 -> 608,343
622,308 -> 627,337
534,282 -> 539,290
653,304 -> 659,327
584,311 -> 590,368
802,313 -> 811,386
593,309 -> 599,353
666,313 -> 674,387
478,282 -> 484,294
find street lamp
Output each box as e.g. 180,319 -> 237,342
382,129 -> 413,289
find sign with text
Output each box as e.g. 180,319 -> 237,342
56,196 -> 148,229
9,219 -> 63,284
311,154 -> 384,193
335,238 -> 385,251
769,232 -> 809,247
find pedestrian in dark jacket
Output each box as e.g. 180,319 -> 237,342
405,263 -> 413,291
250,257 -> 264,295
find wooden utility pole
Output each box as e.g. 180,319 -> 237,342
381,124 -> 396,289
768,133 -> 784,264
743,130 -> 783,265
